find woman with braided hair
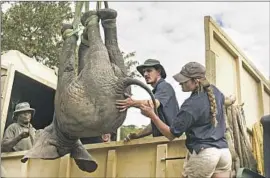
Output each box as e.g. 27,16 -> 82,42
139,62 -> 233,178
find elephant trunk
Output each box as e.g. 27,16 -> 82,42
118,77 -> 158,114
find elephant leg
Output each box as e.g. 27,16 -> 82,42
80,11 -> 112,69
57,24 -> 78,93
98,8 -> 127,75
98,8 -> 131,95
79,10 -> 116,86
77,29 -> 89,74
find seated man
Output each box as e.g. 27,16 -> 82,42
1,102 -> 36,152
116,59 -> 180,141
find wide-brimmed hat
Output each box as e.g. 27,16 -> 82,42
12,102 -> 35,120
136,59 -> 167,79
173,62 -> 206,83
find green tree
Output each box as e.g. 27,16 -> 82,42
123,51 -> 141,78
2,2 -> 141,78
120,125 -> 142,140
120,125 -> 152,140
1,2 -> 73,67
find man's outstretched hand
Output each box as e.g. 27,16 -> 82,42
116,93 -> 134,112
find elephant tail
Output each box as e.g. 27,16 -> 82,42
121,77 -> 158,114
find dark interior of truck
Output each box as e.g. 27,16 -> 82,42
4,71 -> 55,130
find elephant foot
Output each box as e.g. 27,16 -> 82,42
97,8 -> 117,20
61,23 -> 78,40
80,11 -> 99,46
61,23 -> 73,35
98,10 -> 117,29
81,11 -> 99,27
101,18 -> 116,28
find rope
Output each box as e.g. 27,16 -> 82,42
224,101 -> 258,173
96,1 -> 109,10
73,2 -> 84,30
62,25 -> 84,40
64,1 -> 110,40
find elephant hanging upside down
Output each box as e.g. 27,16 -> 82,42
21,8 -> 157,173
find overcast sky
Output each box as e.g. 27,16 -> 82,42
2,2 -> 269,127
106,2 -> 269,126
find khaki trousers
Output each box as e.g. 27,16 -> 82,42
182,147 -> 232,178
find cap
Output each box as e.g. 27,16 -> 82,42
173,62 -> 206,83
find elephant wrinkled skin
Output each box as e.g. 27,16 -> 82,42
21,8 -> 157,173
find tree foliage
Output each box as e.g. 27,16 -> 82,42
120,125 -> 151,140
123,51 -> 141,78
1,2 -> 73,67
2,2 -> 141,78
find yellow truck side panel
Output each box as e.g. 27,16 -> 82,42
241,66 -> 261,128
213,36 -> 239,101
204,16 -> 270,130
1,137 -> 186,178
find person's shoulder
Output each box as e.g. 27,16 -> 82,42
158,79 -> 174,91
5,123 -> 19,132
210,84 -> 221,93
181,92 -> 204,108
6,123 -> 19,129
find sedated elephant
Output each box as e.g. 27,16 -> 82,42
21,6 -> 157,173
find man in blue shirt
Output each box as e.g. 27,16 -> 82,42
116,59 -> 180,141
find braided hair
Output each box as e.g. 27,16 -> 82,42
196,78 -> 218,127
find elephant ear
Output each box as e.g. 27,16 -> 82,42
21,127 -> 60,163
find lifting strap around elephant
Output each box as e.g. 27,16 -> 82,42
64,1 -> 109,39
